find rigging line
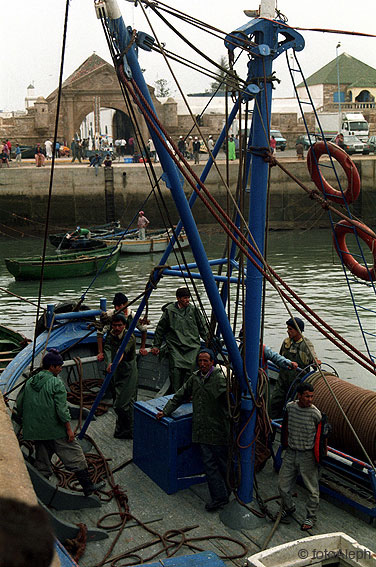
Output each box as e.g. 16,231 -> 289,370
30,0 -> 70,372
102,24 -> 216,341
127,78 -> 376,376
142,0 -> 260,53
260,18 -> 376,39
0,287 -> 46,311
151,45 -> 248,91
0,222 -> 40,239
139,2 -> 245,216
147,3 -> 247,80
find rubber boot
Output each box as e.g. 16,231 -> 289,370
75,468 -> 105,497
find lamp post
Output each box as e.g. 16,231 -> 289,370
336,42 -> 342,133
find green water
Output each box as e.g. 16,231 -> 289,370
0,228 -> 375,390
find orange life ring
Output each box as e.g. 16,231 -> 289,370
307,141 -> 361,204
333,220 -> 376,281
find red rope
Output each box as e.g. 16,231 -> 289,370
116,68 -> 376,377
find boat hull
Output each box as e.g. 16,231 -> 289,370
4,247 -> 120,280
0,325 -> 30,372
103,231 -> 190,254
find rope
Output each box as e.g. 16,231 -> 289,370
31,0 -> 70,369
0,287 -> 46,311
125,75 -> 376,376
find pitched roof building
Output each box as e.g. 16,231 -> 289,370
297,53 -> 376,112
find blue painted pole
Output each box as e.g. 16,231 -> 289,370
105,9 -> 246,386
239,29 -> 276,503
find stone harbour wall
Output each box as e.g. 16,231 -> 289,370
0,158 -> 375,233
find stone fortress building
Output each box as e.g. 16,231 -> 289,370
1,52 -> 376,149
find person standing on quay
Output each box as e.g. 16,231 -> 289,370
270,135 -> 277,154
45,139 -> 53,160
278,382 -> 322,531
156,349 -> 230,512
228,135 -> 236,160
14,143 -> 22,166
151,287 -> 208,392
193,137 -> 201,164
71,138 -> 81,163
137,211 -> 149,240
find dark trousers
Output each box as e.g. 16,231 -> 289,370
199,443 -> 229,503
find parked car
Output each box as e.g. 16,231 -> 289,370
330,135 -> 369,155
270,129 -> 286,151
10,145 -> 35,159
296,134 -> 317,150
367,135 -> 376,154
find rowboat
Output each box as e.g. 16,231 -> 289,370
0,325 -> 30,373
102,229 -> 190,254
4,245 -> 120,281
49,221 -> 127,248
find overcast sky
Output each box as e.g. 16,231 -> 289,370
1,0 -> 375,112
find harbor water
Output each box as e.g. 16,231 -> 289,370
0,228 -> 375,390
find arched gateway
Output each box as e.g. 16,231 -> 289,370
0,54 -> 167,147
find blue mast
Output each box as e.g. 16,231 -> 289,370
94,0 -> 304,505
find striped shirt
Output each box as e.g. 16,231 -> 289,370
286,401 -> 321,450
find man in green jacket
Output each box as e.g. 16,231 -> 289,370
270,317 -> 320,419
104,312 -> 138,439
156,349 -> 230,511
16,349 -> 101,496
151,287 -> 208,392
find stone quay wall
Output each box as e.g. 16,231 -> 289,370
0,158 -> 375,233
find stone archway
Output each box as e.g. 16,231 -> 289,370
46,53 -> 163,147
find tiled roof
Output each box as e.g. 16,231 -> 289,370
62,53 -> 110,87
298,53 -> 376,88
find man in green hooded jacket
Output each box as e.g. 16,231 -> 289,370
151,287 -> 208,392
16,349 -> 102,496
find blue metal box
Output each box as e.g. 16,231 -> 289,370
133,395 -> 205,494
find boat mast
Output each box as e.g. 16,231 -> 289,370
94,0 -> 304,509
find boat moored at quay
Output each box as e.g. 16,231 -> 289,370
2,1 -> 376,566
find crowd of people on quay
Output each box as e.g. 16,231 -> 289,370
13,275 -> 327,528
0,132 -> 244,169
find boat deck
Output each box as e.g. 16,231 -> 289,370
55,398 -> 376,567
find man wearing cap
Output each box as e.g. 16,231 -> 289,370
269,317 -> 320,419
15,350 -> 102,496
156,349 -> 230,511
97,292 -> 148,361
177,135 -> 186,158
193,137 -> 201,164
103,313 -> 138,439
151,287 -> 208,392
137,211 -> 150,240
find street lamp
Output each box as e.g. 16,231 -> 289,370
336,42 -> 342,133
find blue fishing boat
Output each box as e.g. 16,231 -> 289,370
2,0 -> 376,565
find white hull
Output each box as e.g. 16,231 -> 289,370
103,231 -> 190,254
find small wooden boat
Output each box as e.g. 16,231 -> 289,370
56,238 -> 108,252
102,229 -> 190,254
4,245 -> 121,281
0,325 -> 30,373
49,221 -> 127,248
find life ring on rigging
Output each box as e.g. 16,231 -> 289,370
333,220 -> 376,281
307,141 -> 361,204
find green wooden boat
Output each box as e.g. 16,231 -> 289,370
0,325 -> 30,373
4,245 -> 121,281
